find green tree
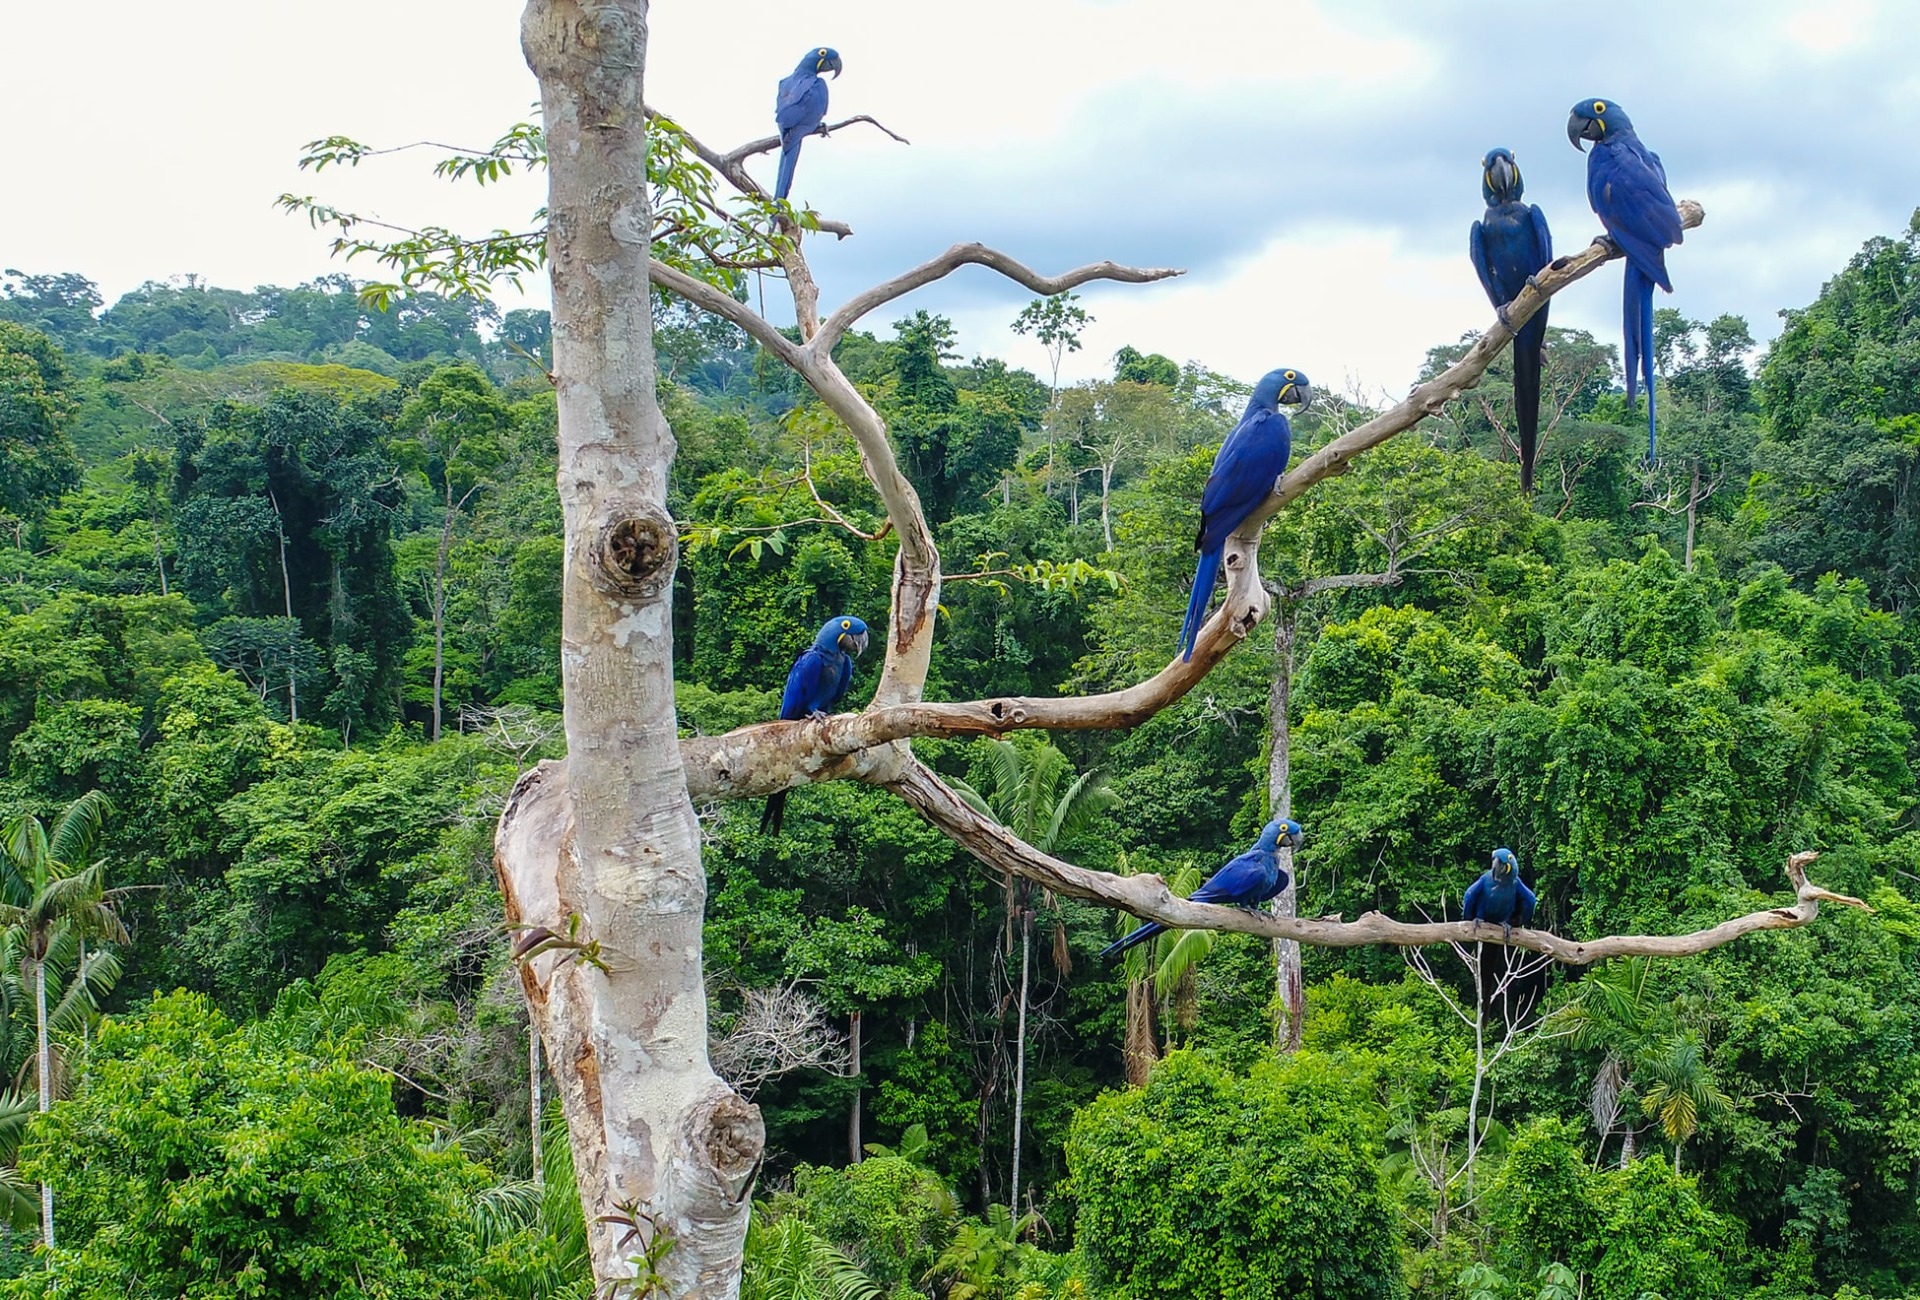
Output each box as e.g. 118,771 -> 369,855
0,323 -> 80,524
10,990 -> 491,1298
1067,1051 -> 1403,1299
1011,293 -> 1092,401
1635,1031 -> 1731,1173
0,790 -> 125,1247
395,363 -> 510,739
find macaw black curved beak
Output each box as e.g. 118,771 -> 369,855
1282,382 -> 1312,409
846,629 -> 869,656
1568,112 -> 1600,151
829,58 -> 844,78
1488,155 -> 1517,195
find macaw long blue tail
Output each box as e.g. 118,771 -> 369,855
1513,325 -> 1544,494
1624,264 -> 1658,460
774,139 -> 801,200
1100,921 -> 1165,961
1179,548 -> 1223,662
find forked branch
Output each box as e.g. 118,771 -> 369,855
675,201 -> 1709,800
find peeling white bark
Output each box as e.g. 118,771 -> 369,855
498,5 -> 759,1294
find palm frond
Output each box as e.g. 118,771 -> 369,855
1040,770 -> 1117,853
46,791 -> 112,867
473,1179 -> 545,1250
1153,929 -> 1216,1000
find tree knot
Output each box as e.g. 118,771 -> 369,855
590,510 -> 677,599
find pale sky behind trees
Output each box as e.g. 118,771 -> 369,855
7,0 -> 1916,394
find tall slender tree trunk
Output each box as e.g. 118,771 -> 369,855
1267,603 -> 1303,1052
151,519 -> 168,596
34,960 -> 52,1249
1009,903 -> 1031,1218
529,1012 -> 543,1183
1465,950 -> 1487,1205
494,5 -> 762,1293
268,489 -> 297,723
846,1010 -> 863,1164
432,488 -> 456,742
1098,463 -> 1114,552
1683,460 -> 1700,572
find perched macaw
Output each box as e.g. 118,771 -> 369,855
1470,147 -> 1554,493
1462,847 -> 1537,944
1100,819 -> 1305,960
1178,368 -> 1312,661
1569,97 -> 1683,461
759,614 -> 870,836
774,46 -> 843,201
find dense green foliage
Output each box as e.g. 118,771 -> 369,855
0,208 -> 1917,1298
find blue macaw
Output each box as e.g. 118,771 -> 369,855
1470,147 -> 1554,493
774,46 -> 843,201
1100,819 -> 1305,960
1178,368 -> 1312,661
1462,847 -> 1537,944
1569,97 -> 1683,461
759,614 -> 870,836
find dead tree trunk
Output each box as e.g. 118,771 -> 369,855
497,4 -> 761,1294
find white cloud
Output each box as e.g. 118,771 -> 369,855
2,0 -> 1915,396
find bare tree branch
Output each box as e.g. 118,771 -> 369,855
881,769 -> 1867,965
709,983 -> 850,1098
813,245 -> 1183,356
720,114 -> 911,166
647,260 -> 806,368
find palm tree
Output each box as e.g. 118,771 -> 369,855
954,737 -> 1117,1218
0,790 -> 127,1247
1108,856 -> 1215,1083
1637,1032 -> 1731,1173
1551,956 -> 1660,1165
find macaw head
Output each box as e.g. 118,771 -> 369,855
1568,98 -> 1630,150
1480,147 -> 1524,204
1259,818 -> 1306,852
816,615 -> 870,656
799,46 -> 844,78
1252,368 -> 1312,412
1490,847 -> 1519,880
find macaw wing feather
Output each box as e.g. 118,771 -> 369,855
776,73 -> 829,135
779,648 -> 834,720
1469,220 -> 1502,308
1189,849 -> 1271,907
1462,872 -> 1490,922
1528,203 -> 1554,266
1590,147 -> 1681,290
1197,410 -> 1292,552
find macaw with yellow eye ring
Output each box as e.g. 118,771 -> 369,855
1569,97 -> 1682,461
774,46 -> 843,200
760,614 -> 870,836
1178,367 -> 1311,661
1462,847 -> 1537,944
1470,148 -> 1553,493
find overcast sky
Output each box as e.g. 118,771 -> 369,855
6,1 -> 1916,393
